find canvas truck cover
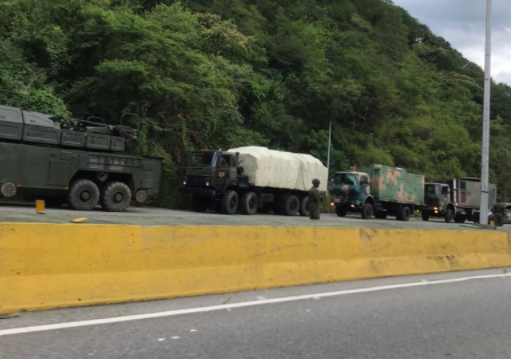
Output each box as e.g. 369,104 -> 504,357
358,164 -> 425,205
228,147 -> 328,192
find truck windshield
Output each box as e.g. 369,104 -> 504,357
189,153 -> 218,167
335,173 -> 358,186
425,184 -> 440,195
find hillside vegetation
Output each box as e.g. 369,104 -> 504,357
2,0 -> 511,203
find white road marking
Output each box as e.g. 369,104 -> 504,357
1,272 -> 510,337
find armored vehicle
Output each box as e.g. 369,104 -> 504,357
421,178 -> 497,223
179,147 -> 328,215
0,105 -> 162,211
329,164 -> 425,221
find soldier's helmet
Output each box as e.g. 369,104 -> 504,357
312,179 -> 320,187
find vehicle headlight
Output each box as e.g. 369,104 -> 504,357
183,176 -> 188,185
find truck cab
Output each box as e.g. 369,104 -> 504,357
329,171 -> 374,218
421,183 -> 455,222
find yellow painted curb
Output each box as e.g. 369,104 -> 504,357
1,223 -> 510,313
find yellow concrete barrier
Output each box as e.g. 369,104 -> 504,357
1,223 -> 511,313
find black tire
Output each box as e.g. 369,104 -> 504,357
67,179 -> 100,211
299,197 -> 310,217
444,209 -> 454,223
258,204 -> 273,214
421,211 -> 430,221
336,206 -> 347,217
191,195 -> 209,213
361,202 -> 374,219
220,190 -> 239,215
100,181 -> 132,212
375,211 -> 388,220
454,214 -> 466,223
283,195 -> 300,216
398,206 -> 411,221
240,192 -> 258,215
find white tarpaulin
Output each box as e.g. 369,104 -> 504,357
228,147 -> 328,192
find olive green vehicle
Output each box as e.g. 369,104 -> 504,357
329,164 -> 425,221
421,178 -> 497,223
0,106 -> 162,211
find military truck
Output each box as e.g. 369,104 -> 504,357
179,146 -> 328,215
329,164 -> 425,221
421,178 -> 497,223
0,105 -> 162,212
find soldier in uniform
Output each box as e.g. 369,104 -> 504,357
309,179 -> 321,220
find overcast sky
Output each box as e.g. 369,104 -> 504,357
393,0 -> 511,85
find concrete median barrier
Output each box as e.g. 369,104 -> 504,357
1,223 -> 511,314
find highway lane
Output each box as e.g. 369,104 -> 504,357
0,202 -> 499,230
2,269 -> 511,359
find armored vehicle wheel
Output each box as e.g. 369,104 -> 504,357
191,195 -> 209,212
240,192 -> 258,215
375,211 -> 388,220
445,209 -> 454,223
336,206 -> 347,217
283,195 -> 300,216
258,204 -> 273,214
398,206 -> 411,221
220,190 -> 239,215
299,197 -> 310,217
100,181 -> 132,212
67,179 -> 100,211
361,203 -> 374,219
421,211 -> 430,221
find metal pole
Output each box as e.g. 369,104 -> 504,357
327,121 -> 332,176
480,0 -> 493,225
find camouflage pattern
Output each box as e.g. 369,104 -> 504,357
308,186 -> 320,220
423,183 -> 451,217
452,178 -> 497,209
330,165 -> 425,207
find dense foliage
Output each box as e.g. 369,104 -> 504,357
2,0 -> 511,203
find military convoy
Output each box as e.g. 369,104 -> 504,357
0,106 -> 162,212
180,147 -> 328,215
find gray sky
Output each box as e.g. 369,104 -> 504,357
393,0 -> 511,85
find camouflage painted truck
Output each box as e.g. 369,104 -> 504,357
0,105 -> 162,211
421,178 -> 497,223
179,146 -> 328,215
329,164 -> 425,221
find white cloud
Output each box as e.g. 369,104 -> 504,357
393,0 -> 511,85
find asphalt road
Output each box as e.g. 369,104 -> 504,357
2,268 -> 511,359
0,202 -> 502,230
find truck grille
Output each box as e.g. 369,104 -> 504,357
187,176 -> 207,186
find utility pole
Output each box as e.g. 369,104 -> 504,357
327,121 -> 332,177
480,0 -> 493,225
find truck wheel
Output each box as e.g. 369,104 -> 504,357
336,206 -> 347,217
361,203 -> 374,219
444,209 -> 454,223
375,212 -> 388,220
191,195 -> 209,213
283,195 -> 300,216
299,197 -> 310,217
454,214 -> 466,223
421,211 -> 430,221
67,179 -> 100,211
100,182 -> 132,212
398,206 -> 411,221
220,190 -> 239,215
240,192 -> 258,215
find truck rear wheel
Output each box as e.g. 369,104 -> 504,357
283,195 -> 300,216
299,197 -> 310,217
100,181 -> 132,212
191,195 -> 209,212
67,179 -> 100,211
240,192 -> 258,215
361,203 -> 374,219
397,206 -> 411,221
445,209 -> 454,223
421,211 -> 430,221
220,190 -> 239,215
